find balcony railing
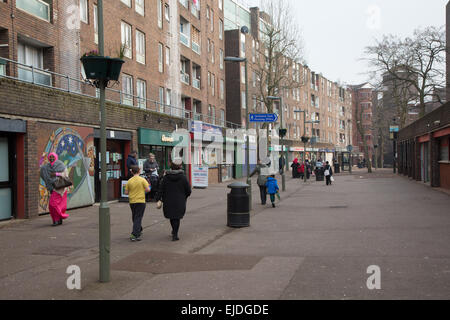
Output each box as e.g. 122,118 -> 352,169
192,78 -> 200,89
180,72 -> 190,85
192,41 -> 200,54
16,0 -> 50,22
180,32 -> 190,47
0,57 -> 242,130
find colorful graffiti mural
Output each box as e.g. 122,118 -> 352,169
39,126 -> 95,213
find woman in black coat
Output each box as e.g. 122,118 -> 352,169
157,159 -> 192,241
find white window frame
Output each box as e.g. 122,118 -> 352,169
158,43 -> 164,73
159,87 -> 165,113
121,0 -> 131,7
219,49 -> 223,70
121,21 -> 132,59
136,30 -> 145,65
218,0 -> 223,11
220,79 -> 224,100
93,5 -> 98,44
136,79 -> 146,109
165,47 -> 170,66
80,0 -> 88,24
122,74 -> 133,106
157,0 -> 163,29
164,3 -> 170,21
219,19 -> 223,40
135,0 -> 145,16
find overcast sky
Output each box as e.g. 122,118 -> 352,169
242,0 -> 448,85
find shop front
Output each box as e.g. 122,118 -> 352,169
94,129 -> 131,202
0,118 -> 26,220
138,128 -> 178,172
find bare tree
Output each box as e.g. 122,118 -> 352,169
364,26 -> 446,118
254,0 -> 305,122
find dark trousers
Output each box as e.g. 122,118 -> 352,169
259,186 -> 267,204
170,219 -> 180,236
269,194 -> 275,203
130,203 -> 146,237
326,175 -> 331,185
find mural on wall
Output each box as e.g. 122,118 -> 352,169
39,125 -> 95,213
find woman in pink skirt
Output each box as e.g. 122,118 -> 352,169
40,152 -> 69,226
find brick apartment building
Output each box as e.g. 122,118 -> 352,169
224,0 -> 353,170
351,83 -> 375,165
0,0 -> 231,221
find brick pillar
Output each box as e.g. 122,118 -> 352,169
430,135 -> 440,187
25,121 -> 40,218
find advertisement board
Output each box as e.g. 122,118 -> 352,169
192,165 -> 209,188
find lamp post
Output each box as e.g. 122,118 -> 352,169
224,55 -> 251,210
267,96 -> 286,192
97,0 -> 110,283
294,109 -> 307,183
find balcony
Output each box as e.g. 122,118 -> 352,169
180,33 -> 190,47
193,78 -> 200,89
18,66 -> 51,86
16,0 -> 50,22
192,41 -> 200,55
180,72 -> 190,85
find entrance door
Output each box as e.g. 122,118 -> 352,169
0,136 -> 13,220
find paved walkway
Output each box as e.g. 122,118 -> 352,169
0,169 -> 449,300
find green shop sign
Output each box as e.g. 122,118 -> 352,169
139,128 -> 178,147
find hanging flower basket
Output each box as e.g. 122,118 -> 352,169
80,55 -> 124,81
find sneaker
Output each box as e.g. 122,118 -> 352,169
272,203 -> 275,208
130,234 -> 142,242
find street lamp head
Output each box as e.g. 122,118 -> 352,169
224,56 -> 246,63
240,25 -> 249,34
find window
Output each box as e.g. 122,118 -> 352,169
211,73 -> 215,96
93,5 -> 98,44
166,89 -> 172,111
121,21 -> 132,59
136,0 -> 144,16
16,0 -> 50,21
136,79 -> 146,109
80,0 -> 88,23
158,43 -> 163,72
241,34 -> 247,58
218,0 -> 223,10
220,109 -> 225,127
210,9 -> 214,32
157,0 -> 163,28
121,0 -> 131,7
220,79 -> 224,100
241,65 -> 245,84
17,42 -> 51,86
219,19 -> 223,40
219,49 -> 223,69
211,41 -> 214,64
158,87 -> 165,112
165,47 -> 170,65
122,74 -> 133,106
180,17 -> 190,47
164,3 -> 170,21
241,91 -> 246,109
136,30 -> 145,64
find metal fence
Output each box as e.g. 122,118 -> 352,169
0,57 -> 241,130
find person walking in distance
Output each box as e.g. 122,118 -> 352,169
125,165 -> 150,241
143,153 -> 160,202
126,150 -> 138,179
291,158 -> 300,179
40,152 -> 70,226
157,158 -> 191,241
265,173 -> 279,208
324,161 -> 333,186
249,158 -> 270,205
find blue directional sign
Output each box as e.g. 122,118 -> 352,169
249,113 -> 279,123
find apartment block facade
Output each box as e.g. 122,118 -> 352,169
224,0 -> 353,167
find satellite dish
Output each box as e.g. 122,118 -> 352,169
240,26 -> 249,34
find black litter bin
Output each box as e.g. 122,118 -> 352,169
227,182 -> 250,228
334,163 -> 340,174
315,168 -> 325,181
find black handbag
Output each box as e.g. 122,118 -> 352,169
52,176 -> 73,189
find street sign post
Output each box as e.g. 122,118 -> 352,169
249,113 -> 278,123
